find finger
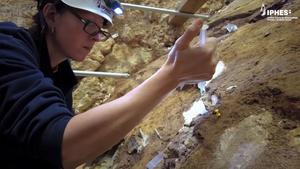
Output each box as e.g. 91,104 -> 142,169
193,37 -> 218,50
205,38 -> 219,64
181,74 -> 213,82
194,73 -> 214,81
175,19 -> 203,50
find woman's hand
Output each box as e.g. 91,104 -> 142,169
164,19 -> 218,85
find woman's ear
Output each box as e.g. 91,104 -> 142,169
42,3 -> 57,31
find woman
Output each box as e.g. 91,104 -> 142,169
0,0 -> 217,168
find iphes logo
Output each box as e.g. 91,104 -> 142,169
260,3 -> 297,21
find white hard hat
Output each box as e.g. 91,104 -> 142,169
61,0 -> 123,28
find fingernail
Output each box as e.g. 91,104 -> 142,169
192,22 -> 201,31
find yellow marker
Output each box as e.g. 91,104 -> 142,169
213,109 -> 221,117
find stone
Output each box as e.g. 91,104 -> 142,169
98,38 -> 115,55
72,58 -> 101,71
71,45 -> 105,71
211,111 -> 273,168
72,77 -> 111,113
111,43 -> 132,61
288,128 -> 300,152
278,119 -> 297,130
127,137 -> 139,154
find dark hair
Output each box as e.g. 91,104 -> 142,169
29,0 -> 67,38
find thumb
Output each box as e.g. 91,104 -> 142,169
175,19 -> 203,50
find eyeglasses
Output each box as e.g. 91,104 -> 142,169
68,8 -> 111,41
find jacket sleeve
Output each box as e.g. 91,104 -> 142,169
0,31 -> 73,168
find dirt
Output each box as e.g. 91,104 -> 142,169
108,0 -> 300,169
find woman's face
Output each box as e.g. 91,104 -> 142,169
52,7 -> 105,61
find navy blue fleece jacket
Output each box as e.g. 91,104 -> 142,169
0,22 -> 78,169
